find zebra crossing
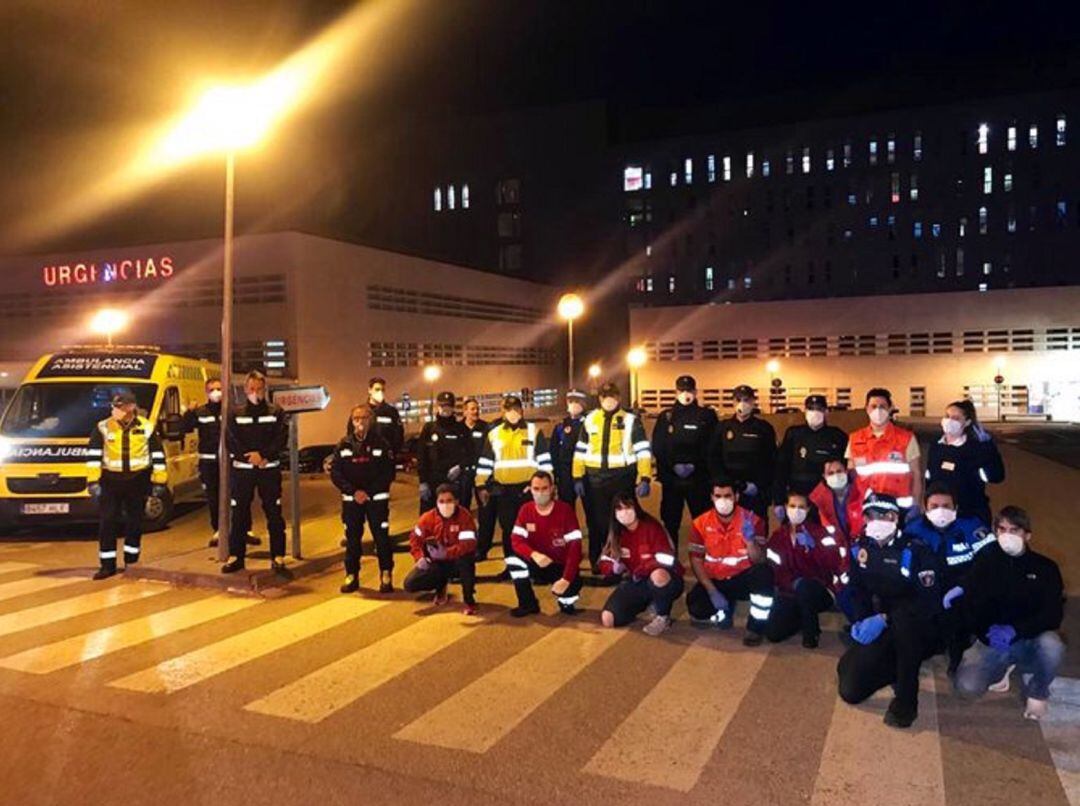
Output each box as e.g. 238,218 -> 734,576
0,561 -> 1074,805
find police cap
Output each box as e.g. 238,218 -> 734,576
598,382 -> 620,399
110,389 -> 136,406
675,375 -> 697,392
862,490 -> 900,515
805,394 -> 828,411
566,388 -> 588,402
502,395 -> 523,411
732,384 -> 756,401
436,391 -> 455,406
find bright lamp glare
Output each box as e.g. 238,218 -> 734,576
90,308 -> 129,336
766,359 -> 781,374
423,366 -> 441,383
587,363 -> 602,379
557,293 -> 585,321
627,347 -> 647,369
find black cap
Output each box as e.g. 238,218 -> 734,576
862,490 -> 900,515
110,389 -> 136,406
566,388 -> 587,402
502,395 -> 523,411
805,394 -> 828,411
436,391 -> 455,406
732,385 -> 755,401
598,382 -> 620,399
675,375 -> 697,392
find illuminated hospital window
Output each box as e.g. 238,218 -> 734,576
623,165 -> 644,192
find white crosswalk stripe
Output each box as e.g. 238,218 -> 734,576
0,582 -> 169,638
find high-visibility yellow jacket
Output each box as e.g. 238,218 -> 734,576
572,408 -> 652,482
87,416 -> 167,484
475,420 -> 552,487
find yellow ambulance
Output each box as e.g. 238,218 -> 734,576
0,347 -> 219,532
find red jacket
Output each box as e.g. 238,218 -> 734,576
410,506 -> 478,561
598,518 -> 683,580
688,506 -> 766,581
809,478 -> 863,546
764,522 -> 848,595
511,500 -> 583,583
848,422 -> 917,507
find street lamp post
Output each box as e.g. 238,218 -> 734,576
766,359 -> 781,414
217,150 -> 236,561
626,347 -> 647,411
556,293 -> 585,392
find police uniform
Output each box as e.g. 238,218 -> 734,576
475,396 -> 552,564
550,389 -> 589,507
330,425 -> 396,590
651,375 -> 717,547
86,391 -> 167,579
417,392 -> 473,514
224,397 -> 289,572
772,395 -> 848,503
369,399 -> 404,453
181,399 -> 223,536
707,387 -> 777,519
837,493 -> 945,727
572,384 -> 652,570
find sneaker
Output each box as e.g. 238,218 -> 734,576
433,588 -> 450,606
1023,697 -> 1049,721
461,603 -> 478,616
642,615 -> 672,637
712,610 -> 733,630
510,602 -> 541,618
340,574 -> 359,594
643,604 -> 657,620
270,558 -> 293,580
378,571 -> 394,594
92,566 -> 116,581
883,698 -> 917,729
988,664 -> 1016,693
221,556 -> 245,574
742,630 -> 764,647
802,633 -> 820,649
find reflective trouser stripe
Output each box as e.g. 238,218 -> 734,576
749,606 -> 771,621
124,546 -> 140,555
99,551 -> 117,560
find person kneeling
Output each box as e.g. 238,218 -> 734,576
404,484 -> 479,615
763,491 -> 847,648
507,471 -> 584,617
953,505 -> 1065,721
598,492 -> 684,637
685,478 -> 774,647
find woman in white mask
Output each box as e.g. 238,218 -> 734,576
761,492 -> 846,648
925,399 -> 1004,527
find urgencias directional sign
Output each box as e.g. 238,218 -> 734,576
271,385 -> 331,414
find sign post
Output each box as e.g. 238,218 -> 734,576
270,385 -> 331,560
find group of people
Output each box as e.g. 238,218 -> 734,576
90,370 -> 1066,729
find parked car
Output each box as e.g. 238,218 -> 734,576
280,444 -> 335,474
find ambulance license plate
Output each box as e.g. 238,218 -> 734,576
21,503 -> 69,515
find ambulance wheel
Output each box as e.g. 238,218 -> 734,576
143,488 -> 174,532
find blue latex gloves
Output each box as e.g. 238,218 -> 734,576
673,463 -> 695,479
773,504 -> 787,523
795,530 -> 815,550
636,480 -> 651,499
851,614 -> 887,645
943,586 -> 964,610
708,588 -> 730,616
418,482 -> 431,501
987,624 -> 1016,651
972,423 -> 992,443
743,481 -> 758,497
573,480 -> 586,499
741,514 -> 757,544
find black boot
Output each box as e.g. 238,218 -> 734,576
271,557 -> 294,580
883,698 -> 917,729
221,556 -> 245,574
340,574 -> 359,594
92,565 -> 117,581
378,570 -> 394,593
510,600 -> 541,618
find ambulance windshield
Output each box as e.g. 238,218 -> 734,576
1,383 -> 157,439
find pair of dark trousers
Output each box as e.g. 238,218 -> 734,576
603,574 -> 686,625
403,556 -> 476,605
507,558 -> 583,608
98,471 -> 150,569
198,459 -> 219,532
342,497 -> 393,575
764,579 -> 834,642
229,468 -> 286,561
583,469 -> 636,567
659,478 -> 710,550
686,562 -> 776,633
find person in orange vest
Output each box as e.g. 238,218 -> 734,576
846,388 -> 922,515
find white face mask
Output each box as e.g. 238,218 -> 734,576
436,502 -> 456,519
615,508 -> 637,527
714,497 -> 735,516
941,417 -> 965,438
246,392 -> 262,405
868,407 -> 891,427
826,472 -> 848,491
677,392 -> 695,406
786,506 -> 808,526
370,389 -> 385,404
997,532 -> 1026,556
865,519 -> 897,543
600,397 -> 619,413
735,401 -> 754,417
927,507 -> 957,529
567,402 -> 584,418
208,389 -> 223,403
805,410 -> 825,429
532,490 -> 552,508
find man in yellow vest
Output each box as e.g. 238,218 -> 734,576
475,395 -> 552,570
86,389 -> 167,580
572,382 -> 652,573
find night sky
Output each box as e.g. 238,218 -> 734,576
2,0 -> 1078,255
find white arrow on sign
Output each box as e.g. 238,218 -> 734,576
271,385 -> 331,413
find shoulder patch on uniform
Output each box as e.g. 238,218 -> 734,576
918,569 -> 936,588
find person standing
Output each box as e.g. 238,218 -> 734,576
651,374 -> 717,548
707,385 -> 776,520
404,484 -> 479,615
549,388 -> 590,511
846,387 -> 922,514
954,505 -> 1065,721
460,397 -> 496,560
222,371 -> 291,577
417,391 -> 472,514
507,471 -> 584,617
366,377 -> 404,454
86,389 -> 168,579
772,395 -> 848,519
926,400 -> 1005,526
572,382 -> 652,574
331,404 -> 396,594
475,395 -> 552,568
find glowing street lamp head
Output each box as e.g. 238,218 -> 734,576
423,365 -> 442,383
587,363 -> 602,379
89,308 -> 129,343
557,292 -> 585,322
626,347 -> 647,370
766,359 -> 781,375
